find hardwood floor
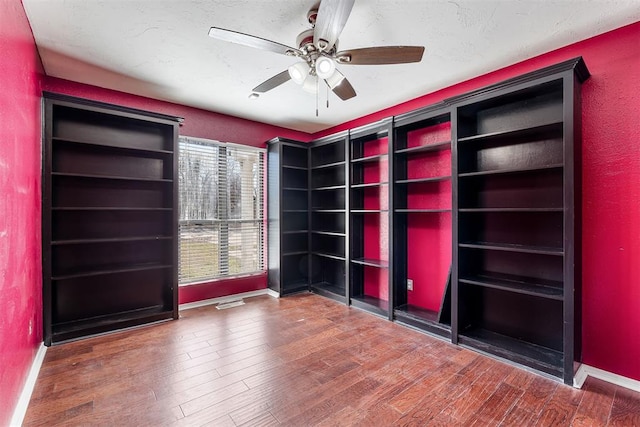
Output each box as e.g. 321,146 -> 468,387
24,293 -> 640,426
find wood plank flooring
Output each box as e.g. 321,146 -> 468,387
24,293 -> 640,426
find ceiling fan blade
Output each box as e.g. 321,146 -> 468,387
209,27 -> 301,56
326,69 -> 356,100
313,0 -> 355,52
336,46 -> 425,65
252,70 -> 291,93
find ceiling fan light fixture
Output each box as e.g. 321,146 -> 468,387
325,70 -> 345,89
302,74 -> 318,94
288,62 -> 310,84
315,56 -> 336,79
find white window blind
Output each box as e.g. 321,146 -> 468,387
178,136 -> 265,285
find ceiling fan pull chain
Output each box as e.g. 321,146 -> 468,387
326,83 -> 330,109
315,79 -> 319,117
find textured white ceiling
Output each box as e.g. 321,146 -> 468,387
23,0 -> 640,133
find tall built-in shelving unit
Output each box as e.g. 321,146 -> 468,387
349,119 -> 392,318
309,132 -> 349,303
450,57 -> 589,384
392,105 -> 453,338
267,138 -> 309,295
42,93 -> 180,345
267,57 -> 588,384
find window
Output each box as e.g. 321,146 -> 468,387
178,136 -> 265,285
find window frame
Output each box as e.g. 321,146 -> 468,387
178,135 -> 266,286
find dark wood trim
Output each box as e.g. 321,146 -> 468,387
43,92 -> 183,124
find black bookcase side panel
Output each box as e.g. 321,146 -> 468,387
266,142 -> 282,292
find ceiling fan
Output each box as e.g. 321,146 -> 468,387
208,0 -> 425,101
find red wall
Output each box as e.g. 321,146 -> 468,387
314,22 -> 640,381
0,0 -> 44,423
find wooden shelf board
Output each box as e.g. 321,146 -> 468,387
314,252 -> 346,261
394,140 -> 451,155
458,328 -> 563,378
395,209 -> 451,213
51,305 -> 172,344
52,172 -> 172,183
394,304 -> 439,323
351,258 -> 389,268
351,295 -> 388,317
351,182 -> 389,188
282,164 -> 307,170
311,231 -> 346,237
52,136 -> 173,155
459,273 -> 563,300
312,209 -> 346,213
282,251 -> 308,257
459,242 -> 563,256
311,161 -> 345,169
458,163 -> 563,178
395,176 -> 451,184
459,208 -> 563,213
282,209 -> 308,213
311,282 -> 346,299
282,187 -> 307,191
52,207 -> 172,211
312,185 -> 346,191
52,235 -> 173,245
457,121 -> 563,144
351,153 -> 388,163
350,209 -> 389,214
52,263 -> 173,281
394,305 -> 451,338
282,229 -> 308,234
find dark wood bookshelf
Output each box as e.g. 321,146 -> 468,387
42,92 -> 180,345
309,133 -> 349,303
267,138 -> 309,295
451,57 -> 589,384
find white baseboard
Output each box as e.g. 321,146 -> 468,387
179,288 -> 276,311
266,288 -> 280,298
10,343 -> 47,427
574,364 -> 640,392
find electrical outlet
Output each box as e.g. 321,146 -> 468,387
407,279 -> 414,291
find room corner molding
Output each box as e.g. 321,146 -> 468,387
10,343 -> 47,426
574,364 -> 640,392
